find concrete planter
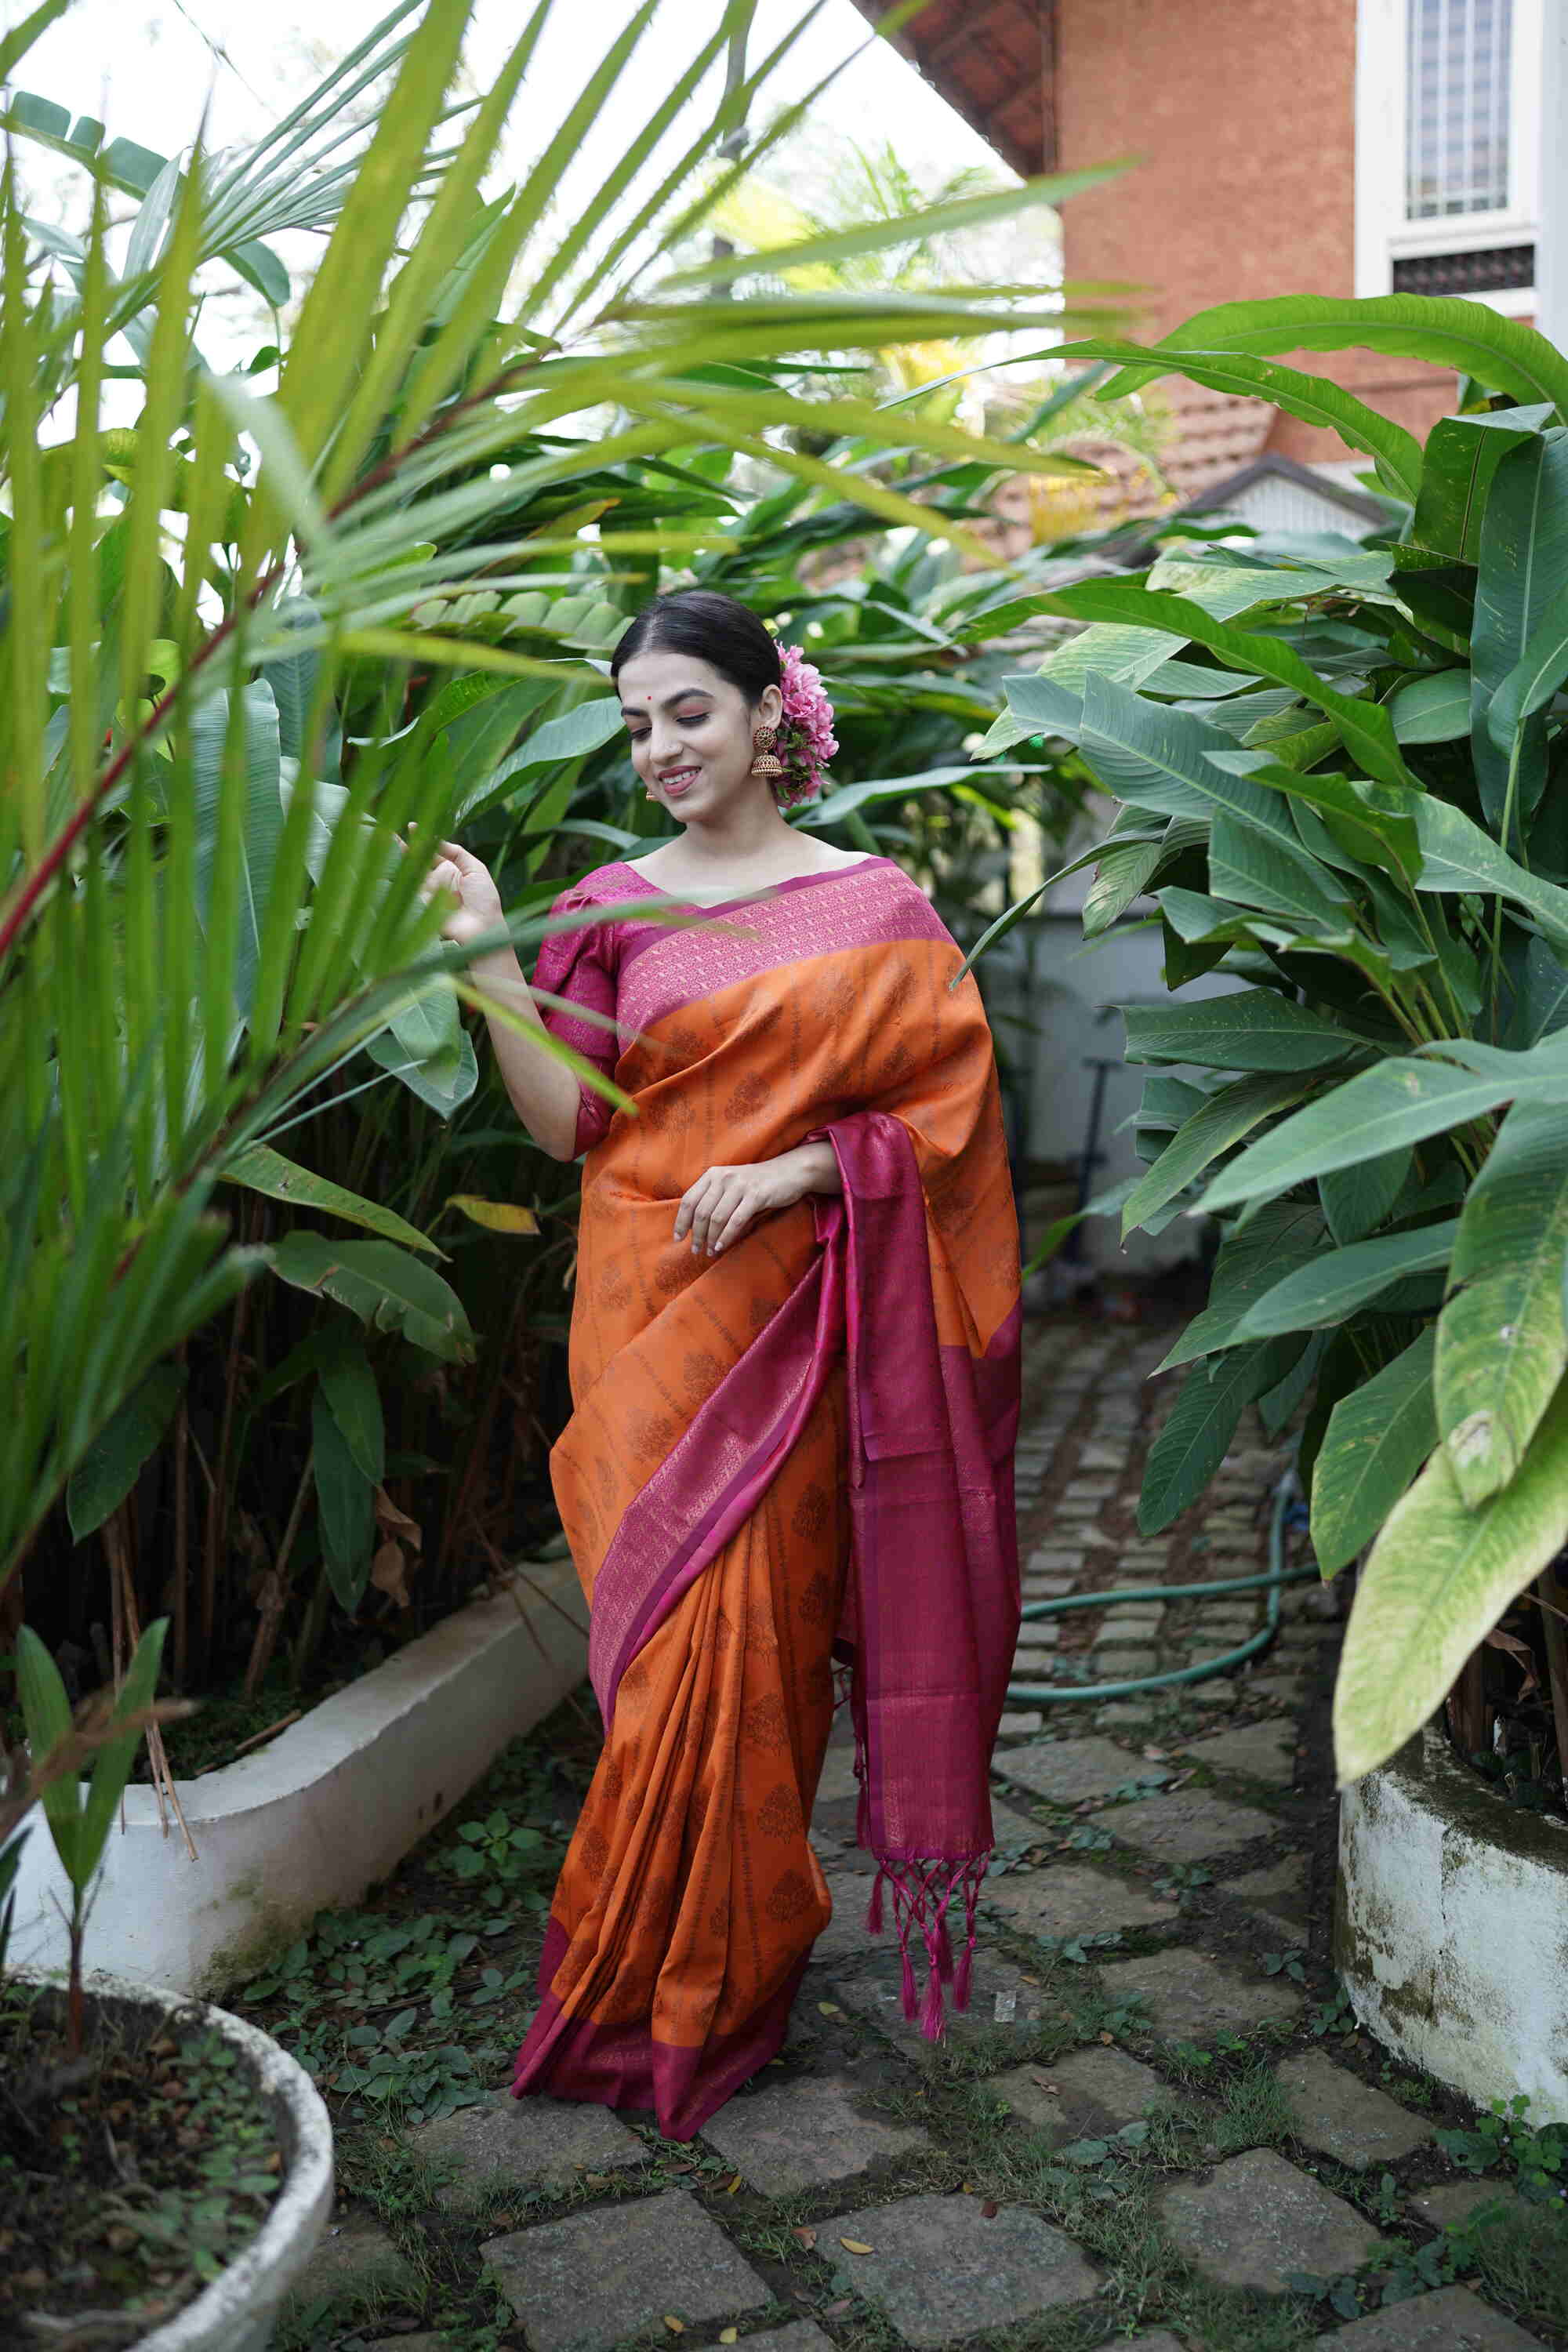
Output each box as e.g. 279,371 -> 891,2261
12,1559 -> 587,1996
20,1970 -> 332,2352
1336,1725 -> 1568,2125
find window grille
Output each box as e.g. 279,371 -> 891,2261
1406,0 -> 1514,218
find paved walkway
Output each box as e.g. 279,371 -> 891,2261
282,1316 -> 1566,2352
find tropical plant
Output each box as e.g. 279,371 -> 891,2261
971,294 -> 1568,1793
13,1619 -> 170,2046
2,0 -> 1135,1746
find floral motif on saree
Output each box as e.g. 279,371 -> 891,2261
510,856 -> 1021,2139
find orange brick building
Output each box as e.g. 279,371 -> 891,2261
852,0 -> 1555,507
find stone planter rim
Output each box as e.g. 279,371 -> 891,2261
18,1966 -> 332,2352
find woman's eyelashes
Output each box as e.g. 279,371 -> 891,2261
629,710 -> 710,744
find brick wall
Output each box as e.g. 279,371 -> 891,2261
1054,0 -> 1455,468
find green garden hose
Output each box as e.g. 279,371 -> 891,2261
1007,1469 -> 1316,1705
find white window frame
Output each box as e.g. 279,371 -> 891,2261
1356,0 -> 1544,307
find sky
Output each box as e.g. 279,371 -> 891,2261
8,0 -> 1005,222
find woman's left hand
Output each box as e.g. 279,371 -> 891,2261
674,1148 -> 827,1257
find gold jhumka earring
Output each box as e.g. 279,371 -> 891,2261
749,724 -> 784,781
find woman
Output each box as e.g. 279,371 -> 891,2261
422,589 -> 1021,2141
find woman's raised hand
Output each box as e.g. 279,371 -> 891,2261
412,834 -> 507,954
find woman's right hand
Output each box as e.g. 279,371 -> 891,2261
414,835 -> 508,955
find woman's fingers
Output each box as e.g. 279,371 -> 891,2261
708,1196 -> 757,1254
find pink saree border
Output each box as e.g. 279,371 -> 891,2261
512,1916 -> 809,2142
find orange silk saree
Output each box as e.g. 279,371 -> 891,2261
510,855 -> 1021,2139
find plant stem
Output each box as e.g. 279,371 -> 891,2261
1535,1562 -> 1568,1803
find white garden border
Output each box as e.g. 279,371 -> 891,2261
1338,1725 -> 1568,2125
12,1559 -> 588,1996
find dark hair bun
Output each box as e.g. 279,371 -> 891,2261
610,589 -> 782,705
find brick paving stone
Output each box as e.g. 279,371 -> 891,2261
1229,1857 -> 1311,1942
1076,1445 -> 1127,1472
1028,1548 -> 1085,1573
814,1743 -> 861,1806
1065,1479 -> 1116,1500
817,2192 -> 1098,2343
1098,1947 -> 1304,2041
1407,2181 -> 1523,2229
1182,1721 -> 1297,1785
1023,1575 -> 1077,1599
1243,1673 -> 1311,1705
410,2093 -> 651,2205
996,1709 -> 1044,1736
1086,1646 -> 1161,1679
1087,1787 -> 1278,1861
1089,2337 -> 1187,2352
1094,1701 -> 1164,1730
1189,1679 -> 1242,1710
1273,2053 -> 1431,2169
812,1871 -> 879,1958
1015,1619 -> 1061,1649
1311,2285 -> 1548,2348
832,1947 -> 1050,2047
701,2074 -> 928,2194
482,2188 -> 771,2352
730,2328 -> 836,2352
996,1737 -> 1171,1806
1157,2147 -> 1382,2292
1046,2045 -> 1170,2127
982,1861 -> 1174,1940
290,2212 -> 415,2308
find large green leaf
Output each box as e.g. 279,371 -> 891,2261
1311,1326 -> 1437,1577
1435,1098 -> 1568,1506
1202,1058 -> 1552,1211
1487,575 -> 1568,752
1039,579 -> 1414,789
270,1232 -> 476,1363
1123,989 -> 1360,1073
1334,1375 -> 1568,1784
67,1360 -> 187,1539
1095,294 -> 1568,422
190,679 -> 285,1018
1469,432 -> 1568,836
1234,1219 -> 1457,1340
1156,1199 -> 1325,1369
1410,406 -> 1552,564
1410,795 -> 1568,948
1076,673 -> 1296,833
15,1624 -> 81,1882
311,1381 -> 375,1615
1388,670 -> 1470,744
1120,1070 -> 1314,1237
220,1142 -> 441,1255
1207,811 -> 1353,931
1139,1336 -> 1305,1534
318,1331 -> 385,1486
1048,336 -> 1422,503
1319,1147 -> 1412,1243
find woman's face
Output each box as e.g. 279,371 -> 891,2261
618,648 -> 783,826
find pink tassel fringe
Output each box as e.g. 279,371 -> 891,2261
866,1853 -> 991,2042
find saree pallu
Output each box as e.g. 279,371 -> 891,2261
511,857 -> 1021,2139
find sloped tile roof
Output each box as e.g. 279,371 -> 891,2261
846,0 -> 1054,180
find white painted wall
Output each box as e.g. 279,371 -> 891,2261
12,1563 -> 589,1997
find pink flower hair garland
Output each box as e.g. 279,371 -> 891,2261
771,638 -> 838,811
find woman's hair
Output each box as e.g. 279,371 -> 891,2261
610,588 -> 781,706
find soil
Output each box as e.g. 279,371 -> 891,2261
0,1984 -> 284,2350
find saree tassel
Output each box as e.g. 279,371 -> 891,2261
865,1867 -> 885,1935
933,1903 -> 954,1983
919,1958 -> 947,2041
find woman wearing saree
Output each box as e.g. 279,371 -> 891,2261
420,590 -> 1021,2141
